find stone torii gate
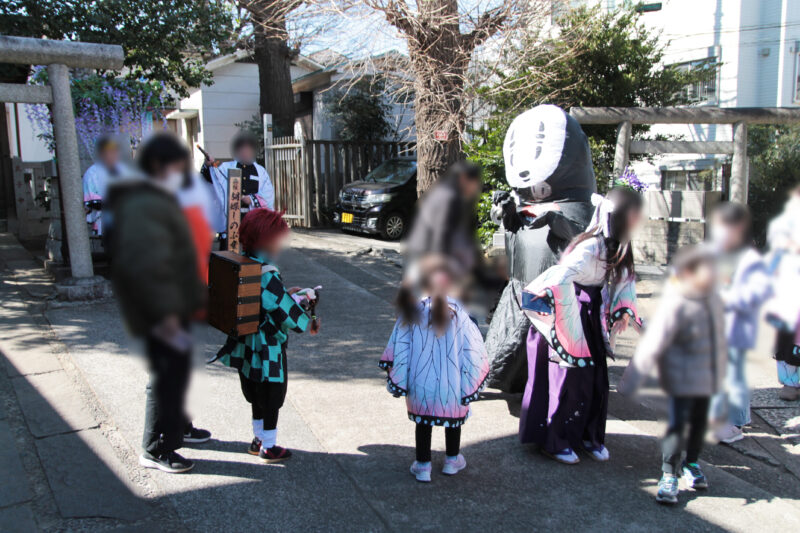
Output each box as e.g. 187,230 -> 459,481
569,106 -> 800,204
0,36 -> 123,297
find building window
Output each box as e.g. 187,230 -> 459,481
675,58 -> 718,105
661,169 -> 715,191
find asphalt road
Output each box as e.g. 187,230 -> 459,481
5,229 -> 800,532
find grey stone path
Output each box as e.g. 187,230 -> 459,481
1,230 -> 800,531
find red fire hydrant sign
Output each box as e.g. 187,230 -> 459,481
434,130 -> 448,141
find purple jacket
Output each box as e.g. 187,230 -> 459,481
721,248 -> 772,349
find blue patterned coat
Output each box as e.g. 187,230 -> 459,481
380,298 -> 489,427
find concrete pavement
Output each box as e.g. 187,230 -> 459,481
2,229 -> 800,531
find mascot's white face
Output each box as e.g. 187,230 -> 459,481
503,104 -> 567,200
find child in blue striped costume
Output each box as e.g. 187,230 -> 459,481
215,208 -> 318,462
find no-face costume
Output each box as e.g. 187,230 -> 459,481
484,105 -> 596,393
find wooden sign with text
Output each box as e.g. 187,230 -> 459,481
226,167 -> 242,254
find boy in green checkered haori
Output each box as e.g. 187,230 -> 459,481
214,208 -> 320,462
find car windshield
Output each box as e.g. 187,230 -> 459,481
363,160 -> 417,184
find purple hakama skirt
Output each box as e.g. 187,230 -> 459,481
519,284 -> 609,454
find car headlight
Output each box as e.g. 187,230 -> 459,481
339,190 -> 346,202
361,193 -> 393,207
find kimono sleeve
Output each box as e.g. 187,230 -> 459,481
379,319 -> 410,397
207,164 -> 229,233
522,239 -> 605,366
253,164 -> 275,210
530,238 -> 604,290
608,270 -> 643,333
458,314 -> 489,405
83,165 -> 103,205
261,271 -> 310,333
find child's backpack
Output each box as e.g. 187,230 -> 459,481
207,251 -> 262,337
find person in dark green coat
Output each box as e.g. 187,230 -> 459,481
107,132 -> 210,474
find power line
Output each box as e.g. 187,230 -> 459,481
661,21 -> 800,40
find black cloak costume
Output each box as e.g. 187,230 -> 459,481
485,104 -> 596,393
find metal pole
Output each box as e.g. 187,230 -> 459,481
613,120 -> 632,178
730,121 -> 748,203
48,63 -> 94,278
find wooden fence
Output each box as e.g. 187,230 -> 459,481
266,137 -> 416,227
265,136 -> 309,226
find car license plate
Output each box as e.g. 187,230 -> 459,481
341,212 -> 353,224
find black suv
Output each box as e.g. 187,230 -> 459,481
333,158 -> 417,240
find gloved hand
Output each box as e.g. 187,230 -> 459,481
490,191 -> 523,233
529,210 -> 578,241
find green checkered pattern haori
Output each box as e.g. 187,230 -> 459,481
216,255 -> 310,383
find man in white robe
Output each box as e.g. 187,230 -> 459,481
201,132 -> 275,237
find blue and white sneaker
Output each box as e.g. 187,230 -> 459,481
545,448 -> 580,464
582,440 -> 610,462
656,474 -> 679,504
682,462 -> 708,490
410,461 -> 432,482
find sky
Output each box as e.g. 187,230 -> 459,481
294,0 -> 514,59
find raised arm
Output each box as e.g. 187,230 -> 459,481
530,237 -> 605,291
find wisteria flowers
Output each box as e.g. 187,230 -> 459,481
615,166 -> 649,194
25,66 -> 169,157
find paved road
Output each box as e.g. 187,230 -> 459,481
2,230 -> 800,531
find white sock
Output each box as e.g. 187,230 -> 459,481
260,428 -> 277,449
252,419 -> 263,439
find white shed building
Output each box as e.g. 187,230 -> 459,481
167,49 -> 416,171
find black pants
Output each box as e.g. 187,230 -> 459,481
142,336 -> 191,456
662,396 -> 710,475
239,372 -> 287,431
415,423 -> 461,462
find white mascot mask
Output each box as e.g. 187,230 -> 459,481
503,104 -> 567,192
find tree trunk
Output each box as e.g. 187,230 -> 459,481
407,0 -> 468,196
252,11 -> 295,139
413,95 -> 463,196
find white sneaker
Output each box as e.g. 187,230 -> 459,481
715,424 -> 744,444
410,461 -> 431,482
442,454 -> 467,475
582,441 -> 610,461
547,448 -> 580,464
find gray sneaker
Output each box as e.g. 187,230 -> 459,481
410,461 -> 432,482
442,454 -> 467,475
656,474 -> 679,504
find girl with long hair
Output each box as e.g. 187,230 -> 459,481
380,260 -> 489,482
518,186 -> 644,464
